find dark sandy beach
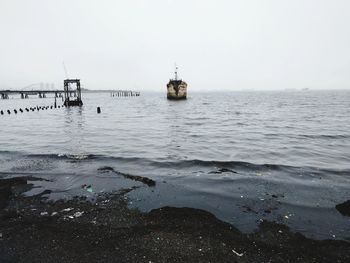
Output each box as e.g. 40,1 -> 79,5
1,177 -> 349,263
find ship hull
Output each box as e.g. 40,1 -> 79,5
167,95 -> 187,100
167,80 -> 187,100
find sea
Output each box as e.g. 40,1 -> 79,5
0,90 -> 349,240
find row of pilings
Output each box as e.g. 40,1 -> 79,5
0,104 -> 65,116
111,91 -> 140,97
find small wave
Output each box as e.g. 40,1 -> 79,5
2,151 -> 349,177
0,150 -> 25,155
17,153 -> 99,161
145,159 -> 350,177
299,134 -> 350,139
0,151 -> 97,161
58,154 -> 95,160
152,159 -> 285,171
0,151 -> 147,163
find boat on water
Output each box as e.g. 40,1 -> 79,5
167,66 -> 187,100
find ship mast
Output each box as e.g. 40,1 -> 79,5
174,64 -> 178,81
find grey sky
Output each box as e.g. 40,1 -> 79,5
0,0 -> 349,91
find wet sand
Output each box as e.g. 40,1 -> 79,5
0,177 -> 349,263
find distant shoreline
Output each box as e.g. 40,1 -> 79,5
82,89 -> 138,93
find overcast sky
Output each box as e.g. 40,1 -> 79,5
0,0 -> 349,91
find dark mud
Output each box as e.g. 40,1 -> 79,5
0,177 -> 349,263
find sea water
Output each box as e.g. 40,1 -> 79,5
0,90 -> 349,240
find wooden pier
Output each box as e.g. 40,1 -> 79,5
0,90 -> 72,99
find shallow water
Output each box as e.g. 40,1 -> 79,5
0,90 -> 350,240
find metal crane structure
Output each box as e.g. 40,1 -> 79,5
63,79 -> 83,106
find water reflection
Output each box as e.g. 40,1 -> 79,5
62,106 -> 86,154
165,99 -> 189,160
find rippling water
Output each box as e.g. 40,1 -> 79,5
1,90 -> 350,240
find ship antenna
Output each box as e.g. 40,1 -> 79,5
63,61 -> 69,79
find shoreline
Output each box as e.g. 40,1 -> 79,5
1,177 -> 349,263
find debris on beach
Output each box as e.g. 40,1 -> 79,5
97,166 -> 114,172
232,249 -> 244,257
97,166 -> 156,187
81,184 -> 94,193
62,212 -> 84,220
73,211 -> 84,218
61,208 -> 74,212
209,168 -> 238,174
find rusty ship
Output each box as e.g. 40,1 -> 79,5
167,66 -> 187,100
